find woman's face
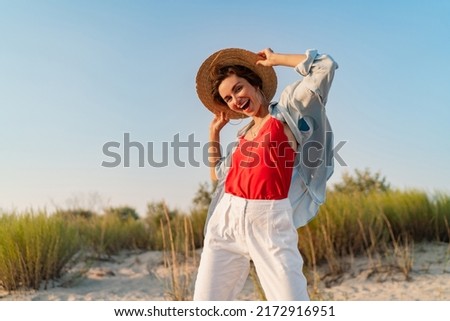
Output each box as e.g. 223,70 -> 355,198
218,74 -> 262,117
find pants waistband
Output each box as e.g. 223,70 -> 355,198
222,193 -> 291,211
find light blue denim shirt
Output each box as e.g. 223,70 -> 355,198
205,49 -> 338,231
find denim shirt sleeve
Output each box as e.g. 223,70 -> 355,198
215,152 -> 232,181
276,49 -> 338,144
274,49 -> 339,227
292,49 -> 338,106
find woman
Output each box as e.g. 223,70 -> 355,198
194,47 -> 338,300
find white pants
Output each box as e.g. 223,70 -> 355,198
193,193 -> 309,301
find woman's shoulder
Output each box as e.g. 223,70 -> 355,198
269,115 -> 286,129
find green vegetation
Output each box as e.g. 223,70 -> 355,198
299,189 -> 449,271
0,212 -> 80,291
0,169 -> 449,298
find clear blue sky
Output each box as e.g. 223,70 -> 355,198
1,0 -> 449,216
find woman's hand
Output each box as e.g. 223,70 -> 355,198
257,48 -> 307,68
256,48 -> 277,67
209,112 -> 229,134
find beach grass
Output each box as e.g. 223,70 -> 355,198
0,211 -> 81,291
0,188 -> 449,296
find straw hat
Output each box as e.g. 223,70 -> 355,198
196,48 -> 277,119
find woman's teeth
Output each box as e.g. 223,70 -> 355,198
240,101 -> 249,110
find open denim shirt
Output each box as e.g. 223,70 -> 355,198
205,49 -> 339,232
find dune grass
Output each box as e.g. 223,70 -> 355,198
0,188 -> 449,297
0,212 -> 81,291
298,190 -> 449,270
76,214 -> 151,257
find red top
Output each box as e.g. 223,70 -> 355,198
225,117 -> 296,200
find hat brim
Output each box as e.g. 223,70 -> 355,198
196,48 -> 277,119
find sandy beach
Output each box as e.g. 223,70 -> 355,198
1,242 -> 449,301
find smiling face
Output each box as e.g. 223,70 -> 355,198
218,74 -> 264,117
211,65 -> 266,118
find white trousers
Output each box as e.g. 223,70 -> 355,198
193,193 -> 309,301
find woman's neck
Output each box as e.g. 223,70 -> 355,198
252,105 -> 270,126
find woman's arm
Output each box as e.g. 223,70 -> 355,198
257,48 -> 338,106
208,112 -> 229,181
256,48 -> 307,68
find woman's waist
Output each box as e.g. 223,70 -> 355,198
222,192 -> 291,211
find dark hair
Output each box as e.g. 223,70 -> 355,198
211,65 -> 263,106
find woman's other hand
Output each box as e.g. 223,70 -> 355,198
210,112 -> 229,134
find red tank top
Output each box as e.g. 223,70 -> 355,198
225,117 -> 296,200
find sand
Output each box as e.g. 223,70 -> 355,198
1,242 -> 449,301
